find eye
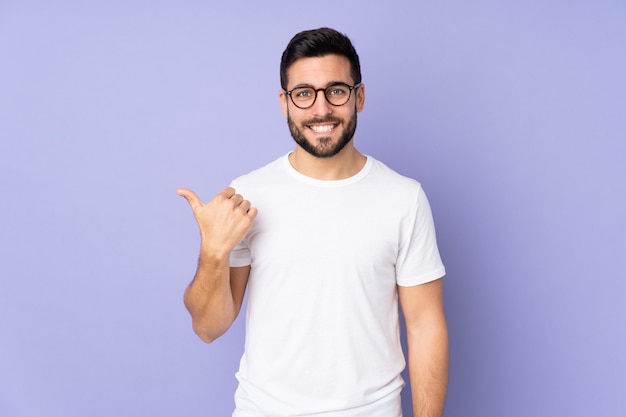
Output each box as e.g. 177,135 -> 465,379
293,88 -> 314,99
328,85 -> 349,96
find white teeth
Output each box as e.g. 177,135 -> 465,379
310,124 -> 335,133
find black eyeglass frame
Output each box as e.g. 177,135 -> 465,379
283,82 -> 362,109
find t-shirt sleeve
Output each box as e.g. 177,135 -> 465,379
396,186 -> 446,286
230,242 -> 251,267
228,179 -> 252,267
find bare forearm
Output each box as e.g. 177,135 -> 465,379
407,326 -> 449,417
183,250 -> 237,343
177,186 -> 256,343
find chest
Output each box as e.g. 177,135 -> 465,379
246,188 -> 403,277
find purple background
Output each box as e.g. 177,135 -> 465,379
1,1 -> 625,416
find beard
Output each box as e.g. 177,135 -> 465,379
287,109 -> 358,158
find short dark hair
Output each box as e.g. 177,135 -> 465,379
280,27 -> 362,90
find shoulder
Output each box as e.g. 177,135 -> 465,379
230,154 -> 287,190
366,156 -> 424,199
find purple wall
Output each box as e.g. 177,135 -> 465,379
1,1 -> 624,416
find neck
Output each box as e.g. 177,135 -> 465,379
288,143 -> 366,180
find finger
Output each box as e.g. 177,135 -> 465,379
217,187 -> 236,199
230,193 -> 244,206
176,188 -> 203,211
239,199 -> 252,212
247,207 -> 259,220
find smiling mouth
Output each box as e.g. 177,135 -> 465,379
307,123 -> 338,133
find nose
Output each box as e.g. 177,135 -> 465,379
311,89 -> 332,116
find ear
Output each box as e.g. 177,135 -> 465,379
278,89 -> 289,117
355,83 -> 365,113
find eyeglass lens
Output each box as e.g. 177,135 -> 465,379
290,84 -> 353,108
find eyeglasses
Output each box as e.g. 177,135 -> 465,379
284,82 -> 361,109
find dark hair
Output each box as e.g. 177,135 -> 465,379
280,27 -> 361,90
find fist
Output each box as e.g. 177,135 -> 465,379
177,186 -> 258,255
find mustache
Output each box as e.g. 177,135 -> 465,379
302,117 -> 343,125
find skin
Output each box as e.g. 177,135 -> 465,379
176,186 -> 256,342
399,280 -> 449,417
279,54 -> 366,180
178,53 -> 448,417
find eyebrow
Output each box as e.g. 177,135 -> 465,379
290,81 -> 350,90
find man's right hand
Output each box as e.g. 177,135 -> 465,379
176,187 -> 258,257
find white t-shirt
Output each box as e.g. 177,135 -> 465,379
229,154 -> 445,417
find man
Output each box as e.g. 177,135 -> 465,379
177,27 -> 448,417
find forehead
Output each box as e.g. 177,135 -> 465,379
286,54 -> 353,88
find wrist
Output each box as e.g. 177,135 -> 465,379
198,242 -> 231,266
